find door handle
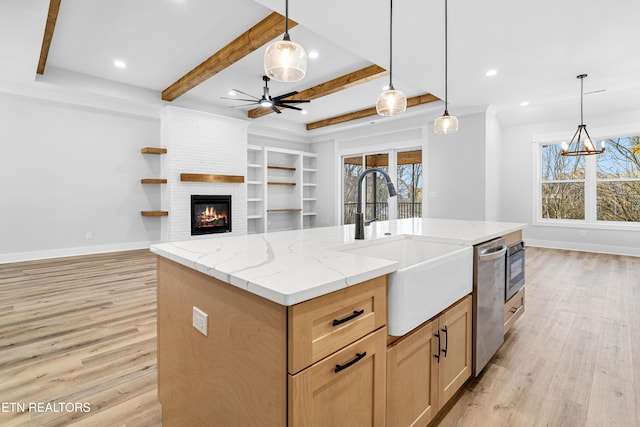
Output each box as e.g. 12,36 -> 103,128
334,352 -> 367,373
434,331 -> 441,363
441,325 -> 448,357
332,309 -> 364,326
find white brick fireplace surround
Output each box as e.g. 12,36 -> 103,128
159,106 -> 249,242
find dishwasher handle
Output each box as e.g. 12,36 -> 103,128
478,245 -> 507,261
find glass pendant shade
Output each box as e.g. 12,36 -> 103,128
376,88 -> 407,116
434,112 -> 459,134
264,38 -> 307,82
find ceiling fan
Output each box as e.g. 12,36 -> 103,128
222,76 -> 310,114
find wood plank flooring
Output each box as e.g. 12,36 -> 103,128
0,250 -> 161,426
0,247 -> 638,426
437,247 -> 640,427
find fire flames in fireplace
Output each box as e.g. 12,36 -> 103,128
197,205 -> 228,228
191,195 -> 232,235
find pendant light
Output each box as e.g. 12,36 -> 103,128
434,0 -> 458,134
560,74 -> 605,156
376,0 -> 406,116
264,0 -> 307,82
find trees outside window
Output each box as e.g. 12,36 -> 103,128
538,135 -> 640,225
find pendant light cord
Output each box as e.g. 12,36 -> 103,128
284,0 -> 290,40
444,0 -> 449,115
580,76 -> 584,125
389,0 -> 394,90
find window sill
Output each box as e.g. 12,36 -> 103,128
533,219 -> 640,232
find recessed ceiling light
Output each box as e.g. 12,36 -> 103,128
520,101 -> 529,107
308,51 -> 319,59
485,69 -> 497,77
228,90 -> 237,96
301,109 -> 308,115
113,60 -> 126,69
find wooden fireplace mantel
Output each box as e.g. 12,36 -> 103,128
180,173 -> 245,183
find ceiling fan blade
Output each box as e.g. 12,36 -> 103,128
279,99 -> 310,104
221,97 -> 259,102
232,89 -> 260,100
230,103 -> 261,108
271,105 -> 282,114
273,91 -> 299,100
278,104 -> 303,111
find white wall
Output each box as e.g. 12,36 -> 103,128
314,138 -> 339,227
0,93 -> 161,262
499,110 -> 640,255
160,106 -> 249,242
427,112 -> 487,220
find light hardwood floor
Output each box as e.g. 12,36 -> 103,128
0,247 -> 638,426
437,247 -> 640,427
0,250 -> 161,426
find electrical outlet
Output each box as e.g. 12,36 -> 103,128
579,230 -> 587,237
85,232 -> 93,240
192,306 -> 208,336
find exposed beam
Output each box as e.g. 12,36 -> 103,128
162,12 -> 296,102
305,93 -> 440,131
247,64 -> 388,119
37,0 -> 62,75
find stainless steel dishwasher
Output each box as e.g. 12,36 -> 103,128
473,237 -> 507,376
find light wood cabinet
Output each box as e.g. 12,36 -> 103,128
436,295 -> 473,409
386,318 -> 438,426
386,295 -> 472,427
157,256 -> 386,427
289,328 -> 387,427
288,276 -> 387,374
504,286 -> 525,334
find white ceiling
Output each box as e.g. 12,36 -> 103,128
2,0 -> 640,135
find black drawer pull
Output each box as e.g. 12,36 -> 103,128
334,352 -> 367,373
441,325 -> 448,357
332,309 -> 365,326
434,331 -> 441,363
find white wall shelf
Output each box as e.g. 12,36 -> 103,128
246,145 -> 317,234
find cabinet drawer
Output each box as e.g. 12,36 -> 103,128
288,276 -> 387,374
504,286 -> 525,334
288,327 -> 387,427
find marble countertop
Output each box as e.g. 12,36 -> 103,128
150,218 -> 525,306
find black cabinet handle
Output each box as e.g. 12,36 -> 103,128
332,309 -> 364,327
434,331 -> 441,363
334,352 -> 367,373
441,326 -> 448,357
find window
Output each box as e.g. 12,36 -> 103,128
537,135 -> 640,226
396,150 -> 422,219
596,137 -> 640,222
342,149 -> 423,224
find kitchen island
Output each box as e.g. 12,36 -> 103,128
151,218 -> 525,426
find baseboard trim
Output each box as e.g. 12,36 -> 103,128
525,239 -> 640,257
0,241 -> 159,264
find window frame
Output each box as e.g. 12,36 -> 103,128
533,132 -> 640,231
340,146 -> 423,225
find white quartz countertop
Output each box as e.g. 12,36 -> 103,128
150,218 -> 525,306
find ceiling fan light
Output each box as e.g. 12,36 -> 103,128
434,113 -> 459,134
376,89 -> 407,116
260,99 -> 273,107
264,39 -> 307,82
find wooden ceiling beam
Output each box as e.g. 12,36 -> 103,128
162,12 -> 296,102
305,93 -> 440,131
37,0 -> 62,75
247,64 -> 388,119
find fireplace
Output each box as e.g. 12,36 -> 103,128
190,195 -> 232,235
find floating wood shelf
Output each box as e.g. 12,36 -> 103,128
267,165 -> 296,171
141,147 -> 167,154
267,181 -> 296,186
141,211 -> 168,217
180,173 -> 245,183
267,208 -> 302,213
141,178 -> 167,184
